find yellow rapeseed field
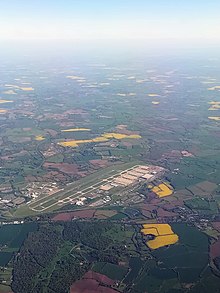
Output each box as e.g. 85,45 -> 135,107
208,102 -> 220,110
4,84 -> 34,91
20,87 -> 34,91
142,224 -> 173,235
209,101 -> 220,105
148,94 -> 160,97
142,227 -> 159,236
208,107 -> 220,111
207,86 -> 220,91
141,224 -> 179,249
0,109 -> 7,113
147,234 -> 179,249
58,132 -> 142,147
0,99 -> 13,104
66,76 -> 86,82
35,135 -> 45,141
58,137 -> 108,147
58,140 -> 87,147
61,128 -> 91,132
3,90 -> 17,95
92,136 -> 109,142
208,117 -> 220,121
102,133 -> 141,140
150,182 -> 174,197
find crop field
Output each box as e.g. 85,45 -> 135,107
0,99 -> 14,104
148,181 -> 174,198
2,52 -> 220,292
58,132 -> 141,147
70,271 -> 118,293
141,224 -> 179,249
61,128 -> 91,132
10,220 -> 220,293
184,197 -> 219,215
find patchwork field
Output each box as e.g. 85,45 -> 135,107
10,221 -> 220,293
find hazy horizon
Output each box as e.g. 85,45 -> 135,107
1,0 -> 220,47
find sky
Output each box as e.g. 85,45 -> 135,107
0,0 -> 220,47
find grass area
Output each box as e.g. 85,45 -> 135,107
105,224 -> 133,242
0,252 -> 13,267
0,284 -> 12,292
0,268 -> 13,291
134,274 -> 162,293
92,262 -> 128,280
109,213 -> 128,220
203,228 -> 220,239
5,127 -> 45,138
151,224 -> 209,284
0,223 -> 37,247
1,247 -> 19,253
184,197 -> 219,215
124,257 -> 143,284
46,154 -> 64,163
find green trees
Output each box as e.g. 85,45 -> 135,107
12,225 -> 62,293
12,221 -> 128,293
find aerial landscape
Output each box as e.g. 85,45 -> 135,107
1,1 -> 220,293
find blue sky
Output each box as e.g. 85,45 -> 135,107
1,0 -> 220,44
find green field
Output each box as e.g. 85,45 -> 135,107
92,262 -> 128,280
0,223 -> 37,249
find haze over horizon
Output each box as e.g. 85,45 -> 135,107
1,0 -> 220,50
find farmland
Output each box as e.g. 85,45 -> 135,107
150,182 -> 174,198
1,54 -> 220,292
58,132 -> 141,147
141,224 -> 179,249
10,220 -> 220,293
